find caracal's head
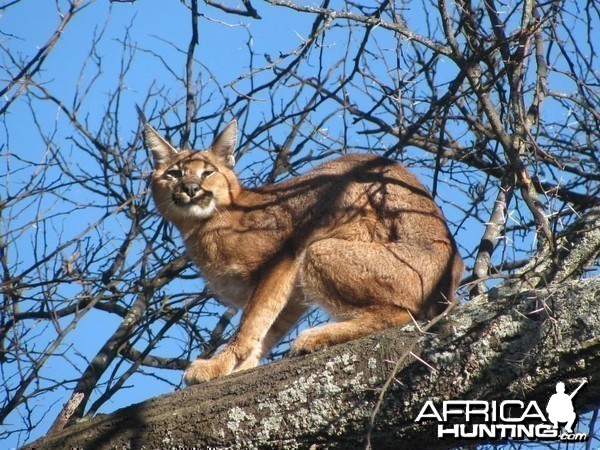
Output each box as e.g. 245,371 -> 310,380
143,119 -> 241,223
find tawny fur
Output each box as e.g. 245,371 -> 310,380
144,119 -> 464,385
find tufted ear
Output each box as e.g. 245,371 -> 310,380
210,120 -> 237,168
136,106 -> 178,166
144,123 -> 178,166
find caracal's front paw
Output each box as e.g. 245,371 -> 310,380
291,328 -> 333,355
183,357 -> 231,385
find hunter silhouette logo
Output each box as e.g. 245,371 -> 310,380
415,380 -> 589,442
546,380 -> 586,434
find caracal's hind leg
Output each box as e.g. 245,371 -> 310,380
292,305 -> 412,354
293,238 -> 451,354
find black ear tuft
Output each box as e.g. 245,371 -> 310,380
135,104 -> 148,124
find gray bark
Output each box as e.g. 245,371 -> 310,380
25,208 -> 600,450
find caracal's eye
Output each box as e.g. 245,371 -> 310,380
201,170 -> 215,181
165,168 -> 183,179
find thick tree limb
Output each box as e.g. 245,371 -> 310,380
25,272 -> 600,449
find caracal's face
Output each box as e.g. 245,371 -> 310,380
144,120 -> 239,222
152,150 -> 236,220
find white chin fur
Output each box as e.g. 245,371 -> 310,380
176,202 -> 216,220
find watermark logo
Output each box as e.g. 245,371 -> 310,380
546,381 -> 582,433
415,380 -> 588,442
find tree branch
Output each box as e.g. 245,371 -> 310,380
25,276 -> 600,449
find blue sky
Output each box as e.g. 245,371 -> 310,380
1,0 -> 597,448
